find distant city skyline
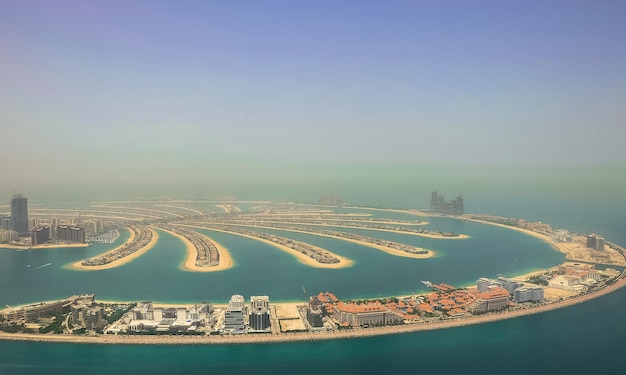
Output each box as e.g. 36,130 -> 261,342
1,1 -> 625,201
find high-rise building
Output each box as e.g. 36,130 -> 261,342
514,286 -> 544,303
56,225 -> 86,243
31,226 -> 50,246
0,216 -> 12,230
430,191 -> 464,215
10,194 -> 29,237
223,295 -> 245,332
586,233 -> 605,251
306,296 -> 324,328
0,229 -> 18,243
249,296 -> 270,332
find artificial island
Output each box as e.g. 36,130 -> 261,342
1,193 -> 625,345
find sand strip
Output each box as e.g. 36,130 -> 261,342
156,227 -> 234,272
178,225 -> 354,269
231,220 -> 466,239
198,223 -> 433,259
67,227 -> 159,271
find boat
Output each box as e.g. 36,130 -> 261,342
421,280 -> 432,287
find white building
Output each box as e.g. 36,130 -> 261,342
0,229 -> 18,243
514,286 -> 544,302
549,275 -> 588,293
223,295 -> 246,332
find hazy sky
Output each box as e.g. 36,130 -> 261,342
1,1 -> 625,201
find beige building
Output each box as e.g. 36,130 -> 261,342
333,302 -> 403,326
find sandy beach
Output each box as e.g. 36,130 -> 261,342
67,227 -> 159,271
207,223 -> 434,259
156,227 -> 234,272
179,225 -> 354,269
0,242 -> 89,250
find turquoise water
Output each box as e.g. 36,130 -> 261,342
0,215 -> 563,306
0,201 -> 624,373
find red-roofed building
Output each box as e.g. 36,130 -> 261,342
468,287 -> 510,314
333,302 -> 404,326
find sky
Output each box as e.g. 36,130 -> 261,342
1,1 -> 625,202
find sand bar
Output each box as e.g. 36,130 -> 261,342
179,225 -> 353,269
67,227 -> 159,271
156,226 -> 234,272
204,223 -> 433,259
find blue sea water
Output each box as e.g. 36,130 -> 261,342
0,196 -> 625,374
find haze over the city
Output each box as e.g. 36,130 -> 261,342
1,1 -> 625,203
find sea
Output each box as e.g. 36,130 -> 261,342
1,193 -> 625,374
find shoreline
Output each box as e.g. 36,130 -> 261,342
66,228 -> 159,271
0,242 -> 89,250
180,225 -> 354,269
2,206 -> 624,346
156,227 -> 234,272
1,276 -> 623,345
231,220 -> 467,239
207,223 -> 434,259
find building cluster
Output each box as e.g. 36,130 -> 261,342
477,276 -> 544,303
159,225 -> 220,267
1,194 -> 104,245
223,295 -> 271,334
548,262 -> 600,293
200,225 -> 342,264
586,233 -> 605,251
430,191 -> 464,215
553,229 -> 573,243
517,219 -> 553,233
69,294 -> 106,331
0,229 -> 18,243
0,295 -> 90,322
121,301 -> 215,334
81,225 -> 152,266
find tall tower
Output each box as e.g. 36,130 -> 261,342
10,194 -> 29,237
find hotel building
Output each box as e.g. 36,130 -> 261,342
56,225 -> 86,243
468,287 -> 510,314
249,296 -> 271,332
514,286 -> 544,303
333,302 -> 404,327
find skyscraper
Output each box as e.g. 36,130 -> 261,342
10,194 -> 29,237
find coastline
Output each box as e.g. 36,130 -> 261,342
0,242 -> 89,250
156,226 -> 234,272
180,225 -> 354,269
207,223 -> 434,259
66,228 -> 159,271
1,276 -> 623,345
